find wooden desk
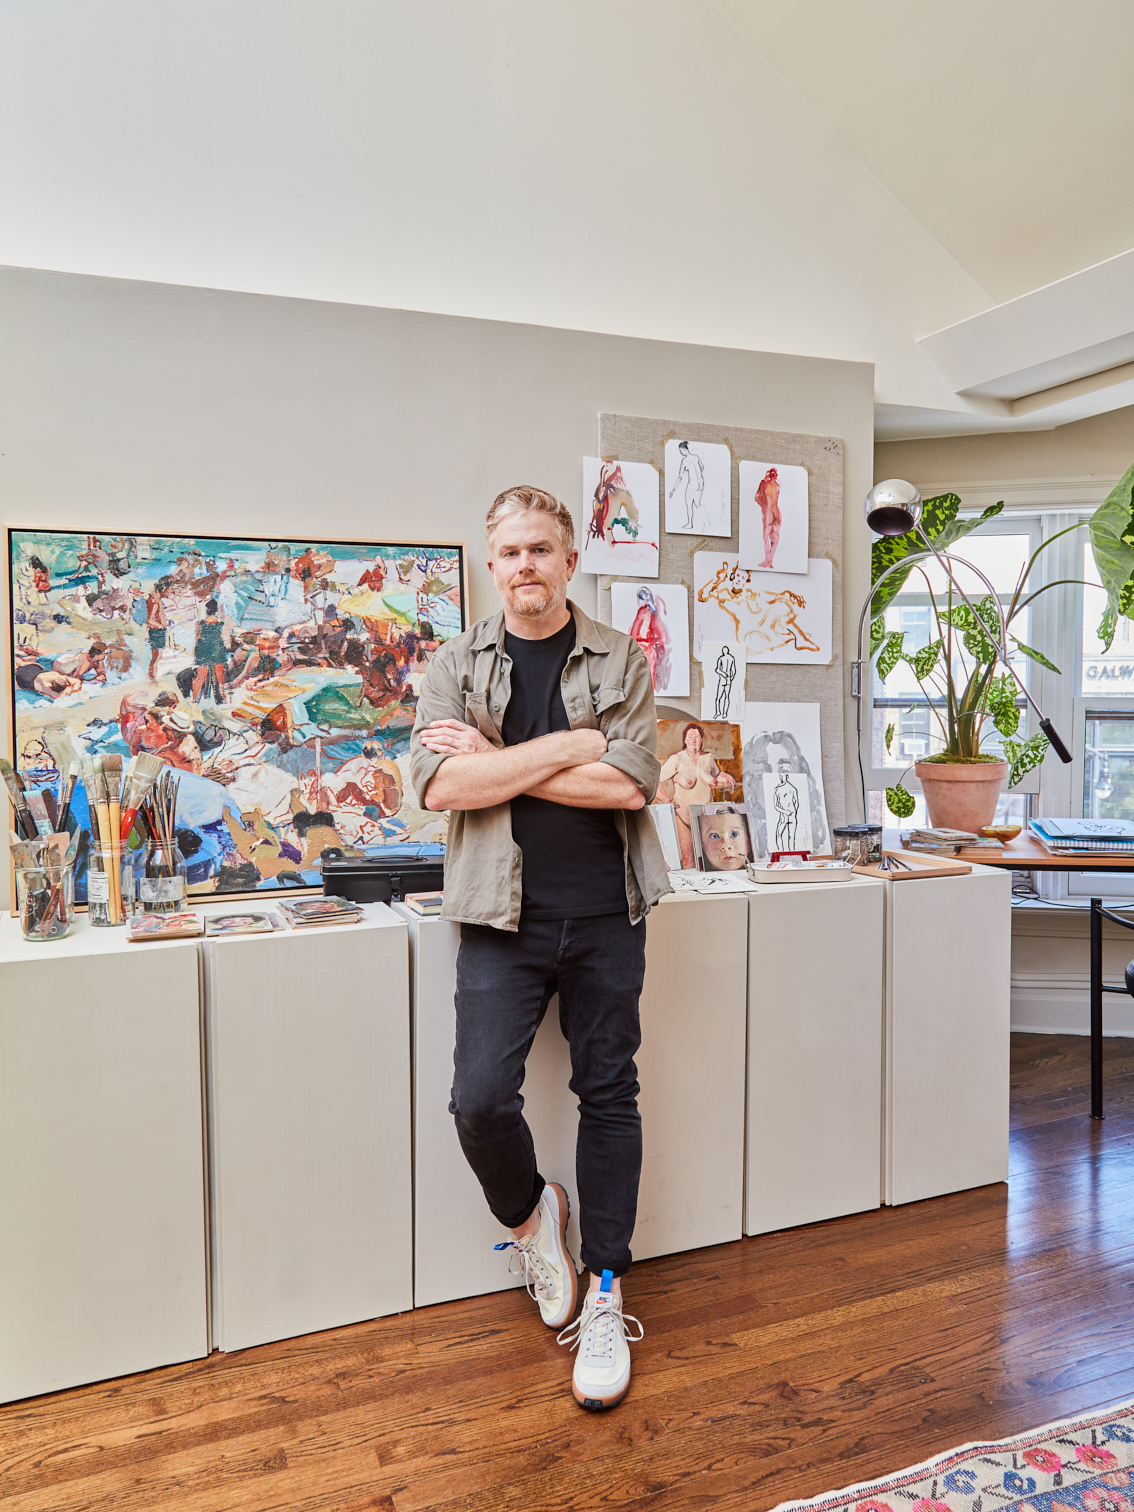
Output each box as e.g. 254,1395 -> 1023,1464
884,829 -> 1134,1119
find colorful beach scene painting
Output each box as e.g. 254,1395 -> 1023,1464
5,529 -> 465,900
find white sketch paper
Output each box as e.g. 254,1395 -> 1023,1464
581,458 -> 660,577
742,701 -> 830,858
762,772 -> 812,854
665,439 -> 731,536
693,553 -> 831,665
738,461 -> 809,576
699,639 -> 745,722
647,803 -> 683,871
610,581 -> 689,697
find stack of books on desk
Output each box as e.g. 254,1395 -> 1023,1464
1030,818 -> 1134,855
904,827 -> 1002,855
277,896 -> 364,928
404,891 -> 444,917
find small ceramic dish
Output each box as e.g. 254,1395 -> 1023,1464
979,824 -> 1023,842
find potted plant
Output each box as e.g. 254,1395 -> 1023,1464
871,492 -> 1078,827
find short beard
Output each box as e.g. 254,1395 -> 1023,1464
503,577 -> 566,619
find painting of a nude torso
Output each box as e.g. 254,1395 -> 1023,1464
7,529 -> 465,900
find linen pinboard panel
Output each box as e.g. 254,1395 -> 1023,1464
594,413 -> 844,831
5,528 -> 465,901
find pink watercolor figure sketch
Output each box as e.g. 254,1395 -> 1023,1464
586,461 -> 640,548
667,441 -> 707,531
755,467 -> 781,568
697,561 -> 820,655
629,586 -> 672,692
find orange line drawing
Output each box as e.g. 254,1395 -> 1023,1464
697,560 -> 819,655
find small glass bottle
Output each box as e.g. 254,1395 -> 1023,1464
138,838 -> 189,914
86,842 -> 132,926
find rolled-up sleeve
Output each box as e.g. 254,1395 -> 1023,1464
408,648 -> 465,809
599,642 -> 661,802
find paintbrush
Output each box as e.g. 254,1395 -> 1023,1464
80,758 -> 118,923
119,751 -> 165,842
25,790 -> 54,838
99,754 -> 125,924
0,757 -> 36,841
44,730 -> 82,832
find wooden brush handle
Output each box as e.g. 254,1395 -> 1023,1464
108,799 -> 124,924
92,800 -> 119,924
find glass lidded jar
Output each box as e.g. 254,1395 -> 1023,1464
138,838 -> 189,914
831,824 -> 883,866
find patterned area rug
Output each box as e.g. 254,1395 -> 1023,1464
773,1401 -> 1134,1512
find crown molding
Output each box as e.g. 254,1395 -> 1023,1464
906,475 -> 1122,513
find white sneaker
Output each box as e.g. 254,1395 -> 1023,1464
495,1182 -> 578,1329
557,1279 -> 644,1411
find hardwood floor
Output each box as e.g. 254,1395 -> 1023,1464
5,1032 -> 1134,1512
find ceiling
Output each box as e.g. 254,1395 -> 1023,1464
711,0 -> 1134,306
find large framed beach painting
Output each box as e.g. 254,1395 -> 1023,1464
4,527 -> 466,901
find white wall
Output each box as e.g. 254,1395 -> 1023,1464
0,265 -> 875,905
0,0 -> 987,415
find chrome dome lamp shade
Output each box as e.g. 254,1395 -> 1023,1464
864,478 -> 922,536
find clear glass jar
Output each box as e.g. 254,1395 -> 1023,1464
831,824 -> 883,866
14,861 -> 75,942
138,839 -> 188,914
86,842 -> 133,926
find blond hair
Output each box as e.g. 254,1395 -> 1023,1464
486,486 -> 576,556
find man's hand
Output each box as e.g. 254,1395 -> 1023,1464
418,718 -> 494,756
557,728 -> 609,765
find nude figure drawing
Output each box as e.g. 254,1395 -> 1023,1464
697,560 -> 820,655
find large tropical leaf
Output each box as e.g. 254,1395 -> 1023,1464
906,638 -> 942,680
869,497 -> 1005,618
1087,462 -> 1134,646
962,594 -> 1001,664
986,673 -> 1020,737
885,783 -> 916,818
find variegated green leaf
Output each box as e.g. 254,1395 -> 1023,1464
962,595 -> 1000,664
907,638 -> 942,679
1009,636 -> 1061,674
885,723 -> 895,754
1099,602 -> 1119,653
870,615 -> 886,656
876,630 -> 905,681
1087,463 -> 1134,636
869,493 -> 963,617
985,673 -> 1020,737
1003,731 -> 1049,788
885,783 -> 916,818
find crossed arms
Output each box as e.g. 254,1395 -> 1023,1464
418,721 -> 643,812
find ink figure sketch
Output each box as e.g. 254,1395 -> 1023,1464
738,460 -> 809,576
664,439 -> 730,537
610,581 -> 689,697
741,702 -> 829,859
581,457 -> 660,577
699,639 -> 744,723
693,552 -> 831,665
6,528 -> 464,902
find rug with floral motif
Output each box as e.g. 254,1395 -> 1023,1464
772,1401 -> 1134,1512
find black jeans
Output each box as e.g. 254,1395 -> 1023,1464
450,910 -> 647,1277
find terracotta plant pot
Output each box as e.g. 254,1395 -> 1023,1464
915,759 -> 1009,833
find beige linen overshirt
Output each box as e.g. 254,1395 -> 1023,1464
409,602 -> 671,931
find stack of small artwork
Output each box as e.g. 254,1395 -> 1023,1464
654,718 -> 743,870
5,528 -> 465,902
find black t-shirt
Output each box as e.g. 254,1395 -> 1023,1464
503,618 -> 628,920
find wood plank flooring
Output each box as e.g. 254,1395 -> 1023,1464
5,1032 -> 1134,1512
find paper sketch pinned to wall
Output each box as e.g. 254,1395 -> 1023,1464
738,461 -> 809,575
581,458 -> 660,577
610,581 -> 689,698
694,552 -> 831,664
664,439 -> 731,536
699,639 -> 745,723
742,702 -> 829,858
655,718 -> 742,869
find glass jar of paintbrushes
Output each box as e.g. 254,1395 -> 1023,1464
11,833 -> 78,943
79,754 -> 131,926
137,770 -> 188,915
